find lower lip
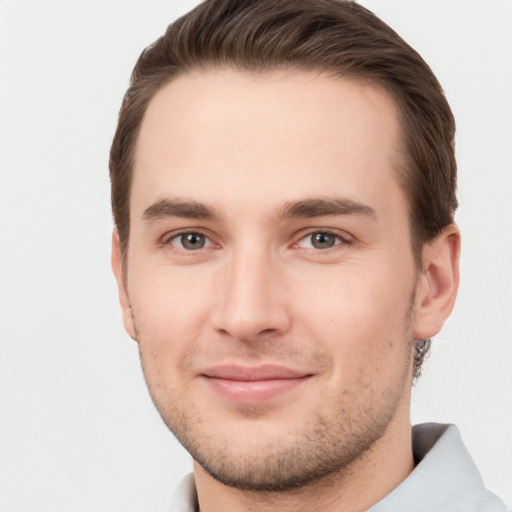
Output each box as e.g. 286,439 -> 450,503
204,376 -> 310,402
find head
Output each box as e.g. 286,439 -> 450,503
110,0 -> 460,494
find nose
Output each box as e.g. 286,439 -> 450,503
212,246 -> 292,343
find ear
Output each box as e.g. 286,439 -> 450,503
413,224 -> 460,340
111,230 -> 137,340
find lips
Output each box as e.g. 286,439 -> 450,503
201,364 -> 312,402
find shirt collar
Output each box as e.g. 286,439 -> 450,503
169,423 -> 508,512
369,423 -> 507,512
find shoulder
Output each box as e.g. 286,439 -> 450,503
370,423 -> 510,512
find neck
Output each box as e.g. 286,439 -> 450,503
193,405 -> 414,512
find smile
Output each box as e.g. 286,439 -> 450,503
201,364 -> 313,402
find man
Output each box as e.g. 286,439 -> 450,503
110,0 -> 509,510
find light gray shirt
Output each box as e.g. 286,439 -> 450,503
169,423 -> 509,511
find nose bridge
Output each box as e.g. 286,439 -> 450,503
214,241 -> 290,341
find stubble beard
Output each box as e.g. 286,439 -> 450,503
134,298 -> 416,492
171,390 -> 408,492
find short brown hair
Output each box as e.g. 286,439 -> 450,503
110,0 -> 458,378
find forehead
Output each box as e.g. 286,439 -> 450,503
132,68 -> 405,220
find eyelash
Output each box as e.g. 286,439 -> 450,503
162,228 -> 352,253
162,230 -> 214,252
295,229 -> 352,251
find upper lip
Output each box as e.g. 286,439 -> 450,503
202,364 -> 311,381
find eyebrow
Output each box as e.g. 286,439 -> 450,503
142,197 -> 375,223
278,198 -> 376,219
143,199 -> 219,221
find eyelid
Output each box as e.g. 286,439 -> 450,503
159,227 -> 353,251
293,228 -> 354,249
161,228 -> 217,250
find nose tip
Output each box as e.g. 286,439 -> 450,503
212,252 -> 291,342
217,316 -> 279,344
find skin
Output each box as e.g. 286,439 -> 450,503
112,69 -> 460,512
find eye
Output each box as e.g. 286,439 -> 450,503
297,231 -> 345,250
169,232 -> 210,251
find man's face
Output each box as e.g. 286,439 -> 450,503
116,69 -> 423,489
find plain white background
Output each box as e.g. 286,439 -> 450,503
1,0 -> 511,510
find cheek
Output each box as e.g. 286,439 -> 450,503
290,264 -> 415,367
296,267 -> 410,327
128,266 -> 212,364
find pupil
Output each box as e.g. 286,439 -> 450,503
182,233 -> 205,250
312,233 -> 334,249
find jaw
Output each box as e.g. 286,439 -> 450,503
190,388 -> 414,512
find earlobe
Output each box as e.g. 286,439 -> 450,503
111,230 -> 137,340
413,224 -> 460,340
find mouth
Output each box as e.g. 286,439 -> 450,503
200,364 -> 313,402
